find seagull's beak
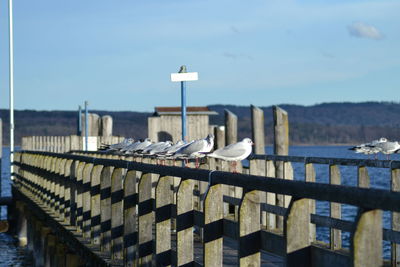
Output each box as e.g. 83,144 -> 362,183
251,142 -> 254,146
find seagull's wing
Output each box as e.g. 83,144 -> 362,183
211,142 -> 248,158
176,140 -> 205,155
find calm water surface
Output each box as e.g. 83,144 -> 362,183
0,146 -> 397,263
1,147 -> 34,266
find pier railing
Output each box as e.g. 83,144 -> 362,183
12,150 -> 400,266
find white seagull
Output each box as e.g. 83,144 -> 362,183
173,134 -> 214,167
370,140 -> 400,160
349,137 -> 387,158
100,138 -> 134,151
206,138 -> 253,172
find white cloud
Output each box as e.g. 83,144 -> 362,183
347,22 -> 384,40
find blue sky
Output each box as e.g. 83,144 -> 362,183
0,0 -> 398,112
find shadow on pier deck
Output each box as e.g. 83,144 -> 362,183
9,150 -> 400,266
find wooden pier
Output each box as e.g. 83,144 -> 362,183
10,150 -> 400,266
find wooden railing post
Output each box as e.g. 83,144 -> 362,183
305,162 -> 316,243
358,166 -> 370,188
155,175 -> 173,266
63,159 -> 74,224
238,190 -> 261,266
285,198 -> 311,266
90,164 -> 103,245
82,163 -> 94,239
351,209 -> 382,267
100,166 -> 114,252
329,164 -> 342,250
391,167 -> 400,266
138,172 -> 154,266
75,161 -> 86,232
176,178 -> 195,266
124,169 -> 139,266
266,160 -> 276,230
203,183 -> 223,267
273,106 -> 289,230
111,168 -> 126,260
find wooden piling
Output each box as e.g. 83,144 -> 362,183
273,106 -> 290,230
224,109 -> 237,145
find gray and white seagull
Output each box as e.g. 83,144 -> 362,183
206,138 -> 253,172
173,134 -> 214,167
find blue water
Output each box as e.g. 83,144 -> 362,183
1,147 -> 33,266
0,146 -> 397,262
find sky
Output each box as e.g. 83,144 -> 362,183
0,0 -> 398,112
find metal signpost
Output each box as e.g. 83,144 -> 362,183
84,101 -> 88,151
170,66 -> 198,142
9,0 -> 14,180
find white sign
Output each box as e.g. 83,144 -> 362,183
83,136 -> 98,151
171,72 -> 198,82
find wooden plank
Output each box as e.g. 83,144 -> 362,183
239,190 -> 261,266
266,160 -> 276,230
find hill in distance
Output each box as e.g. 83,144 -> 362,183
1,101 -> 400,146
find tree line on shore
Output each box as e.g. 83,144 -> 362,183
1,101 -> 399,146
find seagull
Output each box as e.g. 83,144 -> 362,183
370,140 -> 400,160
157,140 -> 186,156
206,138 -> 253,172
125,138 -> 152,154
100,138 -> 134,151
173,134 -> 214,167
348,137 -> 387,158
142,141 -> 173,155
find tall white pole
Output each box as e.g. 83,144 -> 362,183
9,0 -> 14,179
